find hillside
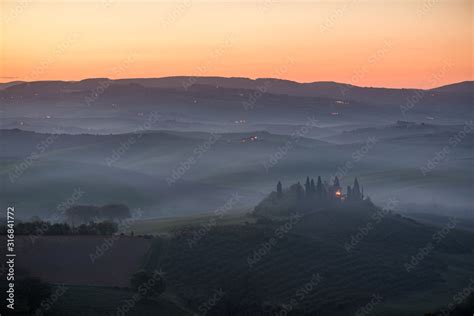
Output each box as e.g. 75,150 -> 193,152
2,77 -> 472,106
2,186 -> 473,315
1,127 -> 473,219
431,81 -> 474,94
140,206 -> 474,315
324,121 -> 473,144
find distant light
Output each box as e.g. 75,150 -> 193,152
241,135 -> 258,142
331,112 -> 339,116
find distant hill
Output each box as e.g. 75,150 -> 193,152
324,120 -> 470,144
431,81 -> 474,94
2,76 -> 472,106
0,81 -> 25,90
1,127 -> 474,218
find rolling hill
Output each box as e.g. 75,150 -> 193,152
139,205 -> 474,315
1,126 -> 473,219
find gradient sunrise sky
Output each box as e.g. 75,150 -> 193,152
1,0 -> 472,88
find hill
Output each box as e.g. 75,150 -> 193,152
3,188 -> 473,315
431,81 -> 474,94
2,77 -> 472,109
324,120 -> 472,144
140,205 -> 474,315
1,127 -> 473,219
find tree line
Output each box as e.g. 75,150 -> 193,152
255,176 -> 371,216
276,176 -> 365,202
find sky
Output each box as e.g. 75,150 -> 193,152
0,0 -> 472,88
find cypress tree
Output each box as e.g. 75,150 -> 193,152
353,178 -> 361,200
305,176 -> 311,197
334,176 -> 340,188
277,181 -> 283,198
296,182 -> 304,200
316,176 -> 324,198
310,178 -> 316,195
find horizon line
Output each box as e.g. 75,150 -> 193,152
1,75 -> 472,91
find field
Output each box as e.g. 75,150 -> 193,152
2,206 -> 474,315
139,208 -> 474,315
13,236 -> 151,287
48,285 -> 190,316
129,210 -> 255,236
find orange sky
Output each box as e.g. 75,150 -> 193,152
1,0 -> 472,88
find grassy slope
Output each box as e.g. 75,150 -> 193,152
129,210 -> 255,235
139,208 -> 474,315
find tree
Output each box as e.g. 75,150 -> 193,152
75,221 -> 117,235
49,223 -> 71,235
347,185 -> 352,200
304,177 -> 311,197
65,205 -> 100,226
353,178 -> 362,200
295,182 -> 304,200
276,181 -> 283,198
316,176 -> 325,199
131,270 -> 166,300
288,182 -> 304,201
96,221 -> 118,235
334,176 -> 340,188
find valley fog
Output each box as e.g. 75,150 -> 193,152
1,78 -> 472,220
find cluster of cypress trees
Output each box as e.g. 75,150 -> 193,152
276,176 -> 364,202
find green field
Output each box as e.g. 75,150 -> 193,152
129,210 -> 255,236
